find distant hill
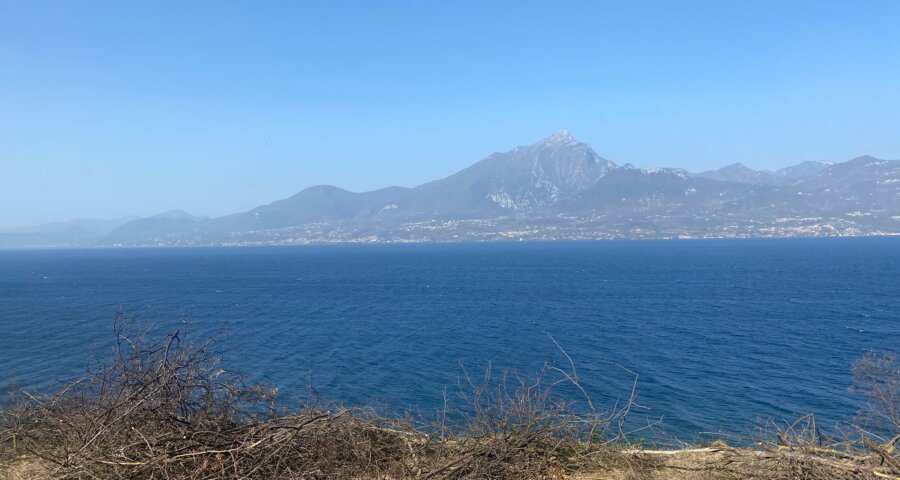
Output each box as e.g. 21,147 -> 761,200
696,160 -> 832,185
215,185 -> 412,231
0,216 -> 137,249
101,210 -> 211,247
5,131 -> 898,248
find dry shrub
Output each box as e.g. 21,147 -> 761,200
0,316 -> 427,478
0,316 -> 632,479
748,414 -> 882,480
598,351 -> 900,480
851,352 -> 900,443
849,351 -> 900,477
428,365 -> 610,479
739,353 -> 900,480
2,317 -> 897,480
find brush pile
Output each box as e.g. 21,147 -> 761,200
0,318 -> 618,479
1,317 -> 897,479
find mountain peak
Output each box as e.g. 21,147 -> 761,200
152,209 -> 198,220
533,130 -> 576,147
721,162 -> 751,170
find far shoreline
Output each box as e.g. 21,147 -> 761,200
2,232 -> 900,252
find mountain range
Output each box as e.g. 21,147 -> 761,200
4,131 -> 899,248
696,160 -> 833,185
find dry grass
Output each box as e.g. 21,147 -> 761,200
1,317 -> 897,479
0,317 -> 630,479
573,446 -> 891,480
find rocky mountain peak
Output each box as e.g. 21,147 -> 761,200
532,130 -> 577,148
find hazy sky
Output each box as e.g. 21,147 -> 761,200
2,0 -> 900,227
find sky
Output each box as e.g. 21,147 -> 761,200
2,0 -> 900,227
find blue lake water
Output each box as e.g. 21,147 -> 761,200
0,238 -> 897,442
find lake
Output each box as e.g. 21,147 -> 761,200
0,238 -> 897,442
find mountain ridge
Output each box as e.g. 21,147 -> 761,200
5,131 -> 899,247
696,160 -> 834,185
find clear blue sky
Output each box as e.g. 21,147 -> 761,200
2,0 -> 899,227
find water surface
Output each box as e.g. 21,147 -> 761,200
1,238 -> 897,441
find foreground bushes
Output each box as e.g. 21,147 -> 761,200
1,316 -> 897,479
0,318 -> 625,479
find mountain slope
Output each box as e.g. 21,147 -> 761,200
389,130 -> 615,219
215,185 -> 412,231
774,161 -> 832,181
102,211 -> 211,246
696,161 -> 831,185
781,155 -> 900,217
697,163 -> 778,185
83,135 -> 900,246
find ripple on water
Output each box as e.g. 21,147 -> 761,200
0,238 -> 897,440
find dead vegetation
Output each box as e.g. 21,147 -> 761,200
598,352 -> 900,480
0,317 -> 897,480
0,317 -> 634,479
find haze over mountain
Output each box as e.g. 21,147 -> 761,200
5,131 -> 899,248
0,217 -> 137,249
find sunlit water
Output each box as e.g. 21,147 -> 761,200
1,238 -> 897,441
